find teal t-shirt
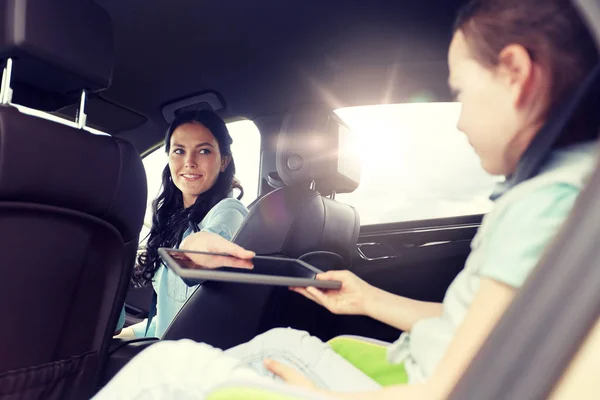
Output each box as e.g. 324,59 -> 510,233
388,141 -> 597,384
479,183 -> 579,288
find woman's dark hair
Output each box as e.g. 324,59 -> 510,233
454,0 -> 600,147
132,109 -> 243,287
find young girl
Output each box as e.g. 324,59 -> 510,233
116,110 -> 249,339
98,0 -> 599,398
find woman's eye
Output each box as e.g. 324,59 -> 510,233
199,148 -> 211,155
173,148 -> 184,155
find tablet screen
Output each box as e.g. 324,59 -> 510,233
164,249 -> 317,279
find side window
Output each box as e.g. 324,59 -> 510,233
228,120 -> 261,205
334,103 -> 500,226
139,120 -> 261,244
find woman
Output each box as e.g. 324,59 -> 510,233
97,0 -> 599,398
116,110 -> 249,339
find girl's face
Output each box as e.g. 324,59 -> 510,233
448,30 -> 548,176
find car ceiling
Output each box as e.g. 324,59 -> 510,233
90,0 -> 464,150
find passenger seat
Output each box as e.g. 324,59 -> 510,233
161,106 -> 362,348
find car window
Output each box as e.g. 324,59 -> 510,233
139,119 -> 261,244
334,103 -> 500,225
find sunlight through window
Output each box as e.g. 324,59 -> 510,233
334,103 -> 498,225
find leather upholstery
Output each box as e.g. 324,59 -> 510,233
233,185 -> 360,262
0,0 -> 113,102
0,107 -> 146,399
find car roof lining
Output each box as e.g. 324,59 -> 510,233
1,0 -> 464,151
88,0 -> 464,151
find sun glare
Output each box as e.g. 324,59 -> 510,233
334,103 -> 496,224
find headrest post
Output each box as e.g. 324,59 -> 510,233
310,180 -> 316,190
76,90 -> 88,129
0,58 -> 14,105
330,190 -> 336,200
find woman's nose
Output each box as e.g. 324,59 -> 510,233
184,155 -> 197,168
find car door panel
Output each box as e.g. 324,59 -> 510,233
329,215 -> 482,343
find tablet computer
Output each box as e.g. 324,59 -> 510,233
158,248 -> 342,289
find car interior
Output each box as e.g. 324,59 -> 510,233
0,0 -> 598,399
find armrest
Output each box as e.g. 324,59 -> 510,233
99,337 -> 160,387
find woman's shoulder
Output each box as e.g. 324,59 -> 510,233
196,198 -> 249,240
208,197 -> 249,216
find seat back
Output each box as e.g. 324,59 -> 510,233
0,2 -> 146,399
0,108 -> 146,400
163,107 -> 361,348
0,106 -> 146,399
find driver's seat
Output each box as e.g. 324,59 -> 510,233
162,107 -> 362,348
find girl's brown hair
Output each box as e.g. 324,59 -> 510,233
454,0 -> 599,147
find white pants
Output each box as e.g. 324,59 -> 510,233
93,328 -> 381,400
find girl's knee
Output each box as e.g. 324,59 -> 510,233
256,327 -> 327,351
259,327 -> 308,342
137,339 -> 217,363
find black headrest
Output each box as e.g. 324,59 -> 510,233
0,0 -> 113,111
276,107 -> 361,194
233,185 -> 360,262
0,107 -> 146,241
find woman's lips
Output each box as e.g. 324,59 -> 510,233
181,174 -> 202,181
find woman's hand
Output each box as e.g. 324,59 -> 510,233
113,327 -> 136,339
178,231 -> 255,269
290,270 -> 378,316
